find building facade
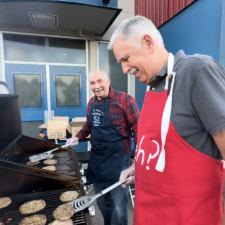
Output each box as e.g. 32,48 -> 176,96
0,0 -> 135,151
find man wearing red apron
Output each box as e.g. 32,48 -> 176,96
109,15 -> 225,224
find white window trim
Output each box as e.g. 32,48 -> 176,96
2,30 -> 86,40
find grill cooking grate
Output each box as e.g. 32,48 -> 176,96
17,150 -> 77,177
0,188 -> 87,225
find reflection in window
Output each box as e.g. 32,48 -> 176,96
22,120 -> 43,140
49,38 -> 86,64
3,34 -> 86,64
55,75 -> 81,107
4,34 -> 45,62
98,42 -> 127,93
14,74 -> 42,108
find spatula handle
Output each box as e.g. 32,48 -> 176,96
46,144 -> 70,154
101,176 -> 133,195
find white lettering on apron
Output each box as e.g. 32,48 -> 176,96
135,135 -> 160,170
146,140 -> 159,170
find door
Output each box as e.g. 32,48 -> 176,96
49,65 -> 87,151
5,64 -> 47,139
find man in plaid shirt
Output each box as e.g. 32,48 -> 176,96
67,70 -> 140,225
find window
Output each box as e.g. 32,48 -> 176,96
49,38 -> 86,64
4,34 -> 45,62
14,74 -> 42,108
55,75 -> 81,107
4,34 -> 86,64
98,42 -> 127,93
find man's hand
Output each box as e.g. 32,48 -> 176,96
120,163 -> 135,188
66,137 -> 79,146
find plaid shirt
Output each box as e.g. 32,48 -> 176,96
76,87 -> 140,154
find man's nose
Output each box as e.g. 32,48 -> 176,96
121,62 -> 130,74
94,84 -> 100,89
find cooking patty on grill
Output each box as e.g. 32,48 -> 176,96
46,154 -> 54,159
60,191 -> 79,202
19,200 -> 46,214
0,197 -> 11,209
53,204 -> 75,221
43,159 -> 57,165
49,219 -> 73,225
42,166 -> 56,171
27,161 -> 41,166
19,214 -> 47,225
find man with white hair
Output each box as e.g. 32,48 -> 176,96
67,70 -> 140,225
109,15 -> 225,225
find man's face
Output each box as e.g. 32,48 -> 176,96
89,71 -> 110,100
113,36 -> 157,84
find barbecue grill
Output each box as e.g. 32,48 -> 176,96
0,94 -> 91,225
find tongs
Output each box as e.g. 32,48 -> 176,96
29,144 -> 70,162
66,176 -> 133,213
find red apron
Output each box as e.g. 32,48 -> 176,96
134,53 -> 224,225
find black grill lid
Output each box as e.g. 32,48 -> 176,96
0,94 -> 22,153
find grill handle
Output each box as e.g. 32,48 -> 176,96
0,81 -> 10,94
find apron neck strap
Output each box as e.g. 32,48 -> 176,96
155,53 -> 176,172
165,53 -> 175,91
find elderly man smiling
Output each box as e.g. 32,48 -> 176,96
109,15 -> 225,225
67,70 -> 140,225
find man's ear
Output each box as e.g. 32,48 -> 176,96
108,78 -> 110,86
142,34 -> 154,51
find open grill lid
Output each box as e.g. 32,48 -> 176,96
0,94 -> 22,153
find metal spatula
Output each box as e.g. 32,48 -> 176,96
66,176 -> 133,213
28,144 -> 70,162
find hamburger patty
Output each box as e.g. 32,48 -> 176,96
19,200 -> 46,214
60,191 -> 79,202
53,204 -> 75,221
19,214 -> 47,225
0,197 -> 11,209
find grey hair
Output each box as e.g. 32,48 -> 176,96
108,15 -> 164,50
89,70 -> 109,79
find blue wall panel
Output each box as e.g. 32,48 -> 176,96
159,0 -> 222,60
135,78 -> 146,111
219,0 -> 225,68
135,0 -> 223,111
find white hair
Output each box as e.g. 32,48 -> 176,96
89,70 -> 109,79
108,15 -> 164,50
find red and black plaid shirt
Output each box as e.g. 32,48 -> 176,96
76,87 -> 140,154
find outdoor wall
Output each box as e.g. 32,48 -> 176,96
135,0 -> 223,111
101,0 -> 135,41
160,0 -> 222,59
